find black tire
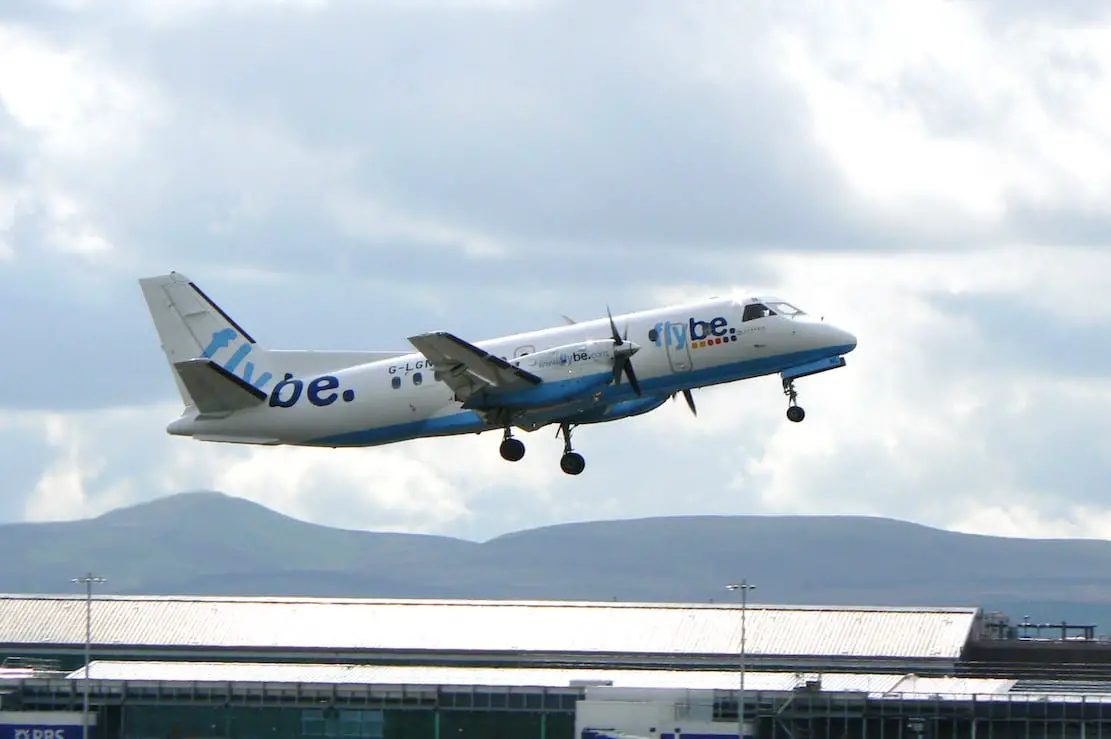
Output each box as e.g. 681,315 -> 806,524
560,452 -> 586,475
499,438 -> 526,461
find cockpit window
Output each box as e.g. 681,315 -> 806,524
766,301 -> 805,317
742,303 -> 776,322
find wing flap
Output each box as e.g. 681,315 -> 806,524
408,331 -> 541,401
173,358 -> 268,415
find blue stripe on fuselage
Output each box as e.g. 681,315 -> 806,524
463,372 -> 612,410
304,345 -> 854,447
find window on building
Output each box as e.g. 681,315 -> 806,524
301,709 -> 384,739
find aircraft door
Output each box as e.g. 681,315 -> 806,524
663,324 -> 693,373
667,338 -> 692,372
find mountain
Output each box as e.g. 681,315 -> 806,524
3,491 -> 1111,630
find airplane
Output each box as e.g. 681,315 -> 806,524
139,272 -> 857,475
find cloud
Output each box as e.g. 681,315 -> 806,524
2,0 -> 1111,545
693,248 -> 1111,538
740,2 -> 1111,248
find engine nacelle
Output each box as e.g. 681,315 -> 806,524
461,339 -> 622,411
512,339 -> 620,379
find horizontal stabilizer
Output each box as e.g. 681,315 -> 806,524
173,358 -> 268,415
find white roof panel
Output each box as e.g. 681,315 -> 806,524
889,675 -> 1017,696
62,660 -> 1102,701
58,661 -> 1111,702
29,659 -> 1111,704
0,595 -> 978,661
58,660 -> 907,694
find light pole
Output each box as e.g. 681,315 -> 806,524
726,581 -> 756,739
72,573 -> 106,739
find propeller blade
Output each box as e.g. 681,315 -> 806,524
607,305 -> 623,345
624,360 -> 642,397
682,388 -> 697,416
611,355 -> 643,397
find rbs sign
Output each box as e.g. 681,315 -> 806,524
2,728 -> 90,739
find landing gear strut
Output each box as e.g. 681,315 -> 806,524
783,378 -> 806,423
558,422 -> 586,475
499,427 -> 525,461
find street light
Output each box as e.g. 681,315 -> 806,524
72,573 -> 106,739
726,581 -> 756,739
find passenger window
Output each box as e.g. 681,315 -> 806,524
433,370 -> 442,382
413,372 -> 423,386
391,376 -> 401,389
648,328 -> 659,342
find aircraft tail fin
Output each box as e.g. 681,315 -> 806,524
139,272 -> 276,410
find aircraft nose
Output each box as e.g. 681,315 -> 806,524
837,327 -> 858,353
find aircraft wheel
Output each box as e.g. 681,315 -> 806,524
560,452 -> 586,475
499,438 -> 526,462
786,405 -> 806,423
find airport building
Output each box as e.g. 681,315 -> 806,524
1,595 -> 1110,739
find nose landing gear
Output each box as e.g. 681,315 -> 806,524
783,378 -> 806,423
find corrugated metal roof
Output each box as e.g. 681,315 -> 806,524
0,595 -> 978,660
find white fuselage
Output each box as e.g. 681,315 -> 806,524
168,296 -> 857,447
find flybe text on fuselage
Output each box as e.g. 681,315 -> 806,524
653,315 -> 740,350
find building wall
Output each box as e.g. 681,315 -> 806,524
576,691 -> 1111,739
576,698 -> 753,739
114,706 -> 574,739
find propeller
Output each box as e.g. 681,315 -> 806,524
672,388 -> 697,416
607,305 -> 642,397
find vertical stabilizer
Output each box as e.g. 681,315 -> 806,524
139,272 -> 275,409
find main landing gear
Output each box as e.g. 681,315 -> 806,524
558,422 -> 585,476
497,423 -> 585,475
783,378 -> 806,423
499,428 -> 526,462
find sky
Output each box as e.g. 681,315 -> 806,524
3,0 -> 1111,542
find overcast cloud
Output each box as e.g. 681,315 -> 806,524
3,0 -> 1111,543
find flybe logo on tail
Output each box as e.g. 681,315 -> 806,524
202,328 -> 273,390
652,316 -> 739,350
201,329 -> 357,408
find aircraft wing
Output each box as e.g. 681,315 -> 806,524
408,331 -> 542,402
